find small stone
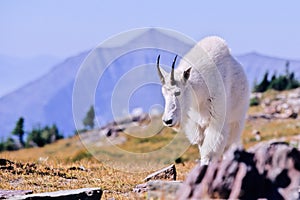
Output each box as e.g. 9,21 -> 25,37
133,183 -> 148,193
252,130 -> 261,141
38,157 -> 48,163
147,180 -> 182,200
68,165 -> 86,171
144,164 -> 176,182
0,158 -> 13,166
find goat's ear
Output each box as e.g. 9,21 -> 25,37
183,67 -> 191,82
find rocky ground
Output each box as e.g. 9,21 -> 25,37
250,88 -> 300,120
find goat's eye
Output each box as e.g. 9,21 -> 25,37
175,91 -> 181,96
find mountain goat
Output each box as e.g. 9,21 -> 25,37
157,36 -> 249,165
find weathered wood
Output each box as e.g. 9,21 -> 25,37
0,190 -> 32,199
10,188 -> 102,200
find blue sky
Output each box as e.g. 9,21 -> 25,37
1,0 -> 300,59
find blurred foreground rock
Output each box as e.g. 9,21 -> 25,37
177,142 -> 300,200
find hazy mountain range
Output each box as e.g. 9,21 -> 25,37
0,30 -> 299,138
0,54 -> 61,97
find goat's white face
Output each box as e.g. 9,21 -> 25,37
156,55 -> 191,128
161,84 -> 182,128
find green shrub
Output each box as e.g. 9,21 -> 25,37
250,97 -> 260,106
26,124 -> 63,147
0,141 -> 4,152
72,150 -> 93,162
253,72 -> 270,93
4,138 -> 20,151
268,75 -> 288,91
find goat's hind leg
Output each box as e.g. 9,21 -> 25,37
223,120 -> 245,154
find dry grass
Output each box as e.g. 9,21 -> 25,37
0,129 -> 197,199
1,90 -> 299,199
243,118 -> 300,148
245,89 -> 300,148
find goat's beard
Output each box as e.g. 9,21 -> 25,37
171,122 -> 181,132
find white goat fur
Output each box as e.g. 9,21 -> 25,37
160,36 -> 249,165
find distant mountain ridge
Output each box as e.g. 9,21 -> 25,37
0,54 -> 61,97
237,52 -> 300,88
0,30 -> 299,138
0,51 -> 89,138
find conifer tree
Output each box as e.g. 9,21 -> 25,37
83,106 -> 95,129
12,117 -> 25,147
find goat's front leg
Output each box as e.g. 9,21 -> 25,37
198,123 -> 229,165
